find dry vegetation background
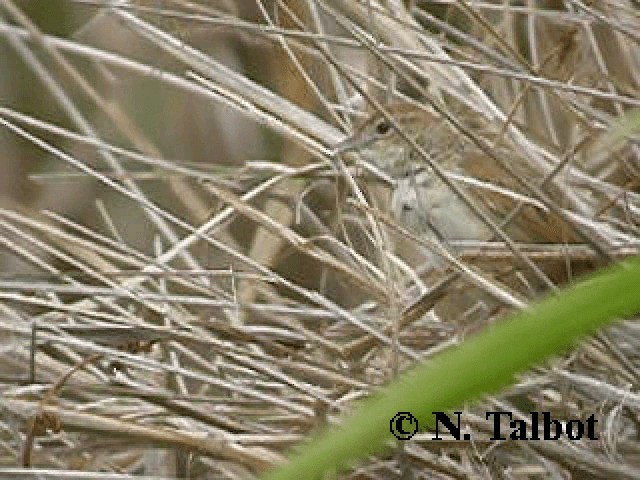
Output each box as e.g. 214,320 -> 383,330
1,0 -> 640,478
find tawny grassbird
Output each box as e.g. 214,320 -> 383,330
334,103 -> 566,246
333,102 -> 570,323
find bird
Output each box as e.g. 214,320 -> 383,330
333,102 -> 566,246
333,103 -> 493,244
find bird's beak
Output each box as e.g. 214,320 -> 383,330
332,133 -> 374,156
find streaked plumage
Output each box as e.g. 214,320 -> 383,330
335,103 -> 572,244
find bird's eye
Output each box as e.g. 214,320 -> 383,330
375,121 -> 391,136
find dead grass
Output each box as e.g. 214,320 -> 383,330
1,0 -> 640,478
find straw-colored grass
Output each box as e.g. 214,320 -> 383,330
1,1 -> 640,478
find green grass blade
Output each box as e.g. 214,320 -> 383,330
264,257 -> 640,480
